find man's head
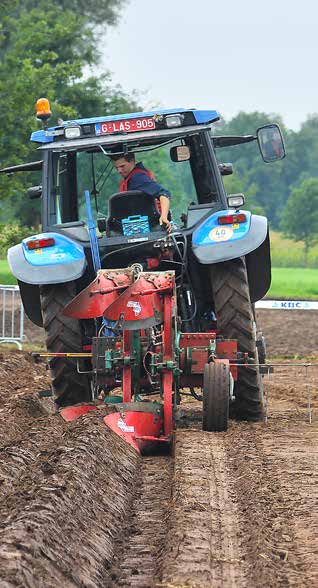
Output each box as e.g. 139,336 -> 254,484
111,153 -> 135,178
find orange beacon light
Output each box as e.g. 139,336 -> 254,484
36,98 -> 52,122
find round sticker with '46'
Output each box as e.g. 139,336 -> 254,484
209,227 -> 233,241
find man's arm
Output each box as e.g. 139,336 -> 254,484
159,194 -> 172,233
129,173 -> 172,232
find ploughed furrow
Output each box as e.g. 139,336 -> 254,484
225,420 -> 316,587
162,430 -> 248,588
106,455 -> 173,588
0,408 -> 65,502
0,352 -> 52,447
259,424 -> 318,585
0,408 -> 140,588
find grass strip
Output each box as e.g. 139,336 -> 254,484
268,267 -> 318,300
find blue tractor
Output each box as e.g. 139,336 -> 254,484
2,100 -> 285,421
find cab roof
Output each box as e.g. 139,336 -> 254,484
31,107 -> 220,147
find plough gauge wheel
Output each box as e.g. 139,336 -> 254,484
202,362 -> 230,432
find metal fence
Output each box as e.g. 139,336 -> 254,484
240,362 -> 317,424
0,285 -> 25,350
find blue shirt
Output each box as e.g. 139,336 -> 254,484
127,162 -> 171,199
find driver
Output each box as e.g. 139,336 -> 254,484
110,153 -> 172,232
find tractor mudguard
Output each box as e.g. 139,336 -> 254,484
18,280 -> 43,327
245,229 -> 271,302
8,232 -> 87,285
192,210 -> 267,265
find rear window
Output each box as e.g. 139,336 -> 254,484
49,140 -> 198,228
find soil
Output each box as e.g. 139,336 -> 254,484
256,309 -> 318,358
0,310 -> 317,587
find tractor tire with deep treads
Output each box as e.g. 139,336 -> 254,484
40,282 -> 92,407
202,362 -> 229,432
209,257 -> 263,421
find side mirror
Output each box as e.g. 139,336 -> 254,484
257,124 -> 286,163
218,163 -> 233,176
170,145 -> 190,162
27,185 -> 42,199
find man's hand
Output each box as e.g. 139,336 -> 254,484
159,194 -> 172,232
159,215 -> 172,233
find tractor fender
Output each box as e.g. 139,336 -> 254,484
245,229 -> 271,302
192,210 -> 267,264
8,232 -> 87,285
18,280 -> 43,327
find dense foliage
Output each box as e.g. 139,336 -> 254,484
0,0 -> 136,225
214,111 -> 318,229
280,178 -> 318,265
0,223 -> 31,258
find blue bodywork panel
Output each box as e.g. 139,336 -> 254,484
31,108 -> 220,143
193,210 -> 251,247
22,233 -> 84,266
192,110 -> 219,124
8,233 -> 87,285
192,210 -> 268,265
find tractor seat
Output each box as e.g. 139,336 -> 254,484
107,190 -> 161,235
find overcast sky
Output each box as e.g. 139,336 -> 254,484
100,0 -> 318,130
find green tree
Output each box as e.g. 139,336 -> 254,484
215,111 -> 288,226
280,178 -> 318,266
222,169 -> 264,215
0,2 -> 137,225
1,0 -> 125,27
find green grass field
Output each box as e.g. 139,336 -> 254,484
270,231 -> 318,268
0,259 -> 16,285
268,267 -> 318,299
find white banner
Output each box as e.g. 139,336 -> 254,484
255,300 -> 318,310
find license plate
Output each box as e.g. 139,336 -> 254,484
95,117 -> 155,136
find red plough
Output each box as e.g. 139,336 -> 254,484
56,267 -> 238,453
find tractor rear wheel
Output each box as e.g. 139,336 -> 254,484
209,257 -> 263,421
202,362 -> 230,432
40,282 -> 92,407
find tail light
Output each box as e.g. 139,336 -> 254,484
218,213 -> 246,225
26,237 -> 55,251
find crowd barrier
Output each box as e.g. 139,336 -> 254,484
0,285 -> 25,350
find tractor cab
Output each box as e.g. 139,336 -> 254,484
33,108 -> 223,239
12,103 -> 282,273
2,101 -> 285,252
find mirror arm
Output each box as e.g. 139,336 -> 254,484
213,135 -> 256,148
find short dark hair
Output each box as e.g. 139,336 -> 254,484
110,152 -> 135,163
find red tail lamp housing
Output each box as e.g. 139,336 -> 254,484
26,237 -> 55,251
218,213 -> 246,225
